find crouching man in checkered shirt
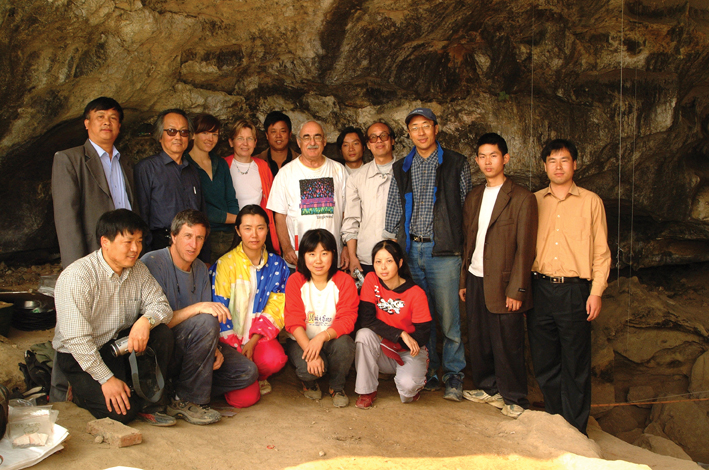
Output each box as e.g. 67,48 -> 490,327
53,209 -> 177,426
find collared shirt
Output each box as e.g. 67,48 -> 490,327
341,159 -> 393,265
89,139 -> 131,210
53,250 -> 173,384
384,147 -> 472,237
258,148 -> 295,177
134,151 -> 205,231
532,183 -> 611,296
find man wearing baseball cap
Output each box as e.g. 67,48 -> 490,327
383,108 -> 472,401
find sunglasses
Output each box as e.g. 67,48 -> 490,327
164,129 -> 190,137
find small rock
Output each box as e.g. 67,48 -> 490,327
319,451 -> 325,457
94,435 -> 103,444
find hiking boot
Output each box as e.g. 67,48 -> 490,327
137,411 -> 177,427
355,391 -> 377,410
443,375 -> 463,402
259,380 -> 272,396
167,400 -> 221,425
502,403 -> 524,419
302,381 -> 322,400
330,389 -> 349,408
423,375 -> 441,392
462,389 -> 505,409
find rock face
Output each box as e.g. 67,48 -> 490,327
0,0 -> 709,263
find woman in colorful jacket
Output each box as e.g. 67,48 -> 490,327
211,205 -> 290,407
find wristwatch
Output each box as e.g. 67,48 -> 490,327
143,315 -> 156,328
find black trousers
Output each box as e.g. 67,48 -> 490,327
526,278 -> 592,435
467,275 -> 528,407
57,324 -> 173,424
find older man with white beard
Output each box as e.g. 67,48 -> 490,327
267,120 -> 350,271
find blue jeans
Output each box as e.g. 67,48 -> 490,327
407,241 -> 465,382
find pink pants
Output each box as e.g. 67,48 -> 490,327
223,339 -> 287,408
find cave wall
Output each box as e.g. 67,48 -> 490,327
0,0 -> 708,265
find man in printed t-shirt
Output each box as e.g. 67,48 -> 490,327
267,120 -> 350,271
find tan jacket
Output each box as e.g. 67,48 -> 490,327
460,178 -> 538,313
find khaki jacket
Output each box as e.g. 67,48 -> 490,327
460,178 -> 537,313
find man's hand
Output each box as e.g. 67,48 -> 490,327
349,257 -> 363,276
198,302 -> 231,324
586,295 -> 602,321
128,317 -> 151,353
102,376 -> 131,415
400,331 -> 420,357
506,297 -> 522,312
242,335 -> 261,361
306,356 -> 325,377
283,247 -> 298,266
213,347 -> 224,370
340,248 -> 350,271
458,288 -> 466,302
302,333 -> 326,362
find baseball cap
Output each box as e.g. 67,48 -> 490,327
405,108 -> 438,125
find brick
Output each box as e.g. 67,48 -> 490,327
86,418 -> 142,448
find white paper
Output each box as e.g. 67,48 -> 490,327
0,424 -> 69,470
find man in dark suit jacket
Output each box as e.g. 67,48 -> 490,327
52,97 -> 136,268
458,133 -> 538,419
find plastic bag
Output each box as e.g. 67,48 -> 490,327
7,401 -> 58,448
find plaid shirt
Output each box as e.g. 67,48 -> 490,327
384,147 -> 472,237
53,250 -> 172,384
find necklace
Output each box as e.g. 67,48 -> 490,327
168,249 -> 196,295
234,160 -> 251,175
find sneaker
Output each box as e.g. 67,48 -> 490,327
167,400 -> 221,425
137,411 -> 177,427
502,403 -> 524,419
330,389 -> 349,408
302,381 -> 322,400
462,389 -> 505,409
423,375 -> 441,392
259,380 -> 272,396
443,375 -> 463,402
355,391 -> 377,410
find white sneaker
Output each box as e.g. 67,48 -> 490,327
502,403 -> 524,419
462,389 -> 505,409
259,380 -> 272,396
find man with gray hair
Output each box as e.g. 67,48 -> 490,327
142,210 -> 259,425
267,120 -> 349,270
135,109 -> 208,261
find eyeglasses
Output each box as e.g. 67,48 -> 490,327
368,132 -> 391,143
409,123 -> 433,133
164,129 -> 190,137
301,134 -> 324,143
235,137 -> 255,143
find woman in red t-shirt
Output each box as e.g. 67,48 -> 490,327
354,240 -> 432,409
284,229 -> 358,408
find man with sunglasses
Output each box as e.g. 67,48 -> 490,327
342,121 -> 396,276
135,109 -> 209,262
384,108 -> 472,402
267,120 -> 349,271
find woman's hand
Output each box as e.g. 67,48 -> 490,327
400,331 -> 420,357
306,356 -> 325,377
241,334 -> 261,361
302,332 -> 327,362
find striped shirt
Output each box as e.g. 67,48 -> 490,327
53,250 -> 172,384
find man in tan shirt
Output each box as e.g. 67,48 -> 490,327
528,139 -> 611,435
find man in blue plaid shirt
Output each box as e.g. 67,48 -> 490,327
383,108 -> 472,401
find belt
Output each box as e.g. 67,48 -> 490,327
410,234 -> 432,243
532,272 -> 590,284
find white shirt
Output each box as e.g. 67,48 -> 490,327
288,279 -> 339,339
229,160 -> 262,208
469,184 -> 503,276
341,159 -> 393,265
267,157 -> 347,267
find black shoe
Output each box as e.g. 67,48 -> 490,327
443,375 -> 463,402
423,375 -> 441,392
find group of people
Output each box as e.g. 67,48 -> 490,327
49,96 -> 610,436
